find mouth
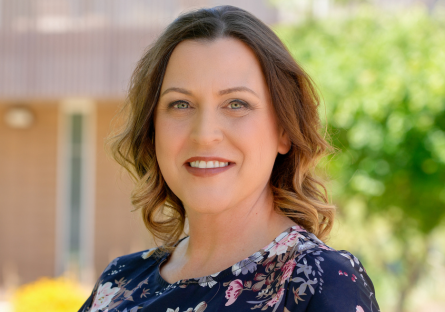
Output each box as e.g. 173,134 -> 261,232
188,160 -> 230,168
184,157 -> 235,177
185,157 -> 234,168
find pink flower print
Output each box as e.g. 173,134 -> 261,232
225,279 -> 243,306
351,274 -> 357,282
356,305 -> 365,312
280,259 -> 297,284
292,225 -> 305,232
338,270 -> 343,275
266,287 -> 285,307
91,282 -> 120,312
267,231 -> 301,258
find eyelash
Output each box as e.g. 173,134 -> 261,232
168,100 -> 250,110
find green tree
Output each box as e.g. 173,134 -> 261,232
275,8 -> 445,312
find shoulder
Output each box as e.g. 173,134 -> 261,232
283,229 -> 380,312
99,246 -> 164,278
78,247 -> 163,312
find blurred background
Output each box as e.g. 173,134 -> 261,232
0,0 -> 444,311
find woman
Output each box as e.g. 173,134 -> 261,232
79,5 -> 379,312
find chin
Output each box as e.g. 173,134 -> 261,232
181,194 -> 232,215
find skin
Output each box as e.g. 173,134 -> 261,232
155,37 -> 296,284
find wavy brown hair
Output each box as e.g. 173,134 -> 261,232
108,5 -> 335,249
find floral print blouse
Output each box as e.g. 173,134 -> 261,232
79,225 -> 379,312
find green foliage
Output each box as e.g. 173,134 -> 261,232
275,9 -> 445,235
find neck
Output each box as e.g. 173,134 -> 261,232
181,185 -> 295,268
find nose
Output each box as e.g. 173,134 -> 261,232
189,107 -> 224,145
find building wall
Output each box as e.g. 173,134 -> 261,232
0,102 -> 58,286
0,101 -> 155,287
0,0 -> 280,289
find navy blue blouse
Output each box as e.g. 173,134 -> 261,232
79,225 -> 379,312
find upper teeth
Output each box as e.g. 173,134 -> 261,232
190,161 -> 229,168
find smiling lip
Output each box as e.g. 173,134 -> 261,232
185,156 -> 233,164
184,156 -> 235,177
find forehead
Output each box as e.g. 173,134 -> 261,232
161,37 -> 267,91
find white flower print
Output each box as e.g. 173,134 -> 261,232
340,252 -> 360,267
90,282 -> 120,312
307,232 -> 324,245
103,258 -> 119,273
80,226 -> 378,312
296,258 -> 313,279
195,272 -> 220,288
166,302 -> 206,312
123,308 -> 140,312
194,301 -> 207,312
291,276 -> 318,295
232,252 -> 264,276
267,231 -> 301,258
297,241 -> 317,253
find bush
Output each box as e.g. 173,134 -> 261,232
274,7 -> 445,312
12,277 -> 87,312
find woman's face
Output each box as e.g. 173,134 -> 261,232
155,37 -> 289,215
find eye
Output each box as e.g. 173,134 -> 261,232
228,100 -> 248,109
169,101 -> 190,109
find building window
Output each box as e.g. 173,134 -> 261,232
69,113 -> 83,264
56,99 -> 96,283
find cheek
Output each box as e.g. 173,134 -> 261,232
156,114 -> 188,151
154,116 -> 188,178
228,113 -> 279,165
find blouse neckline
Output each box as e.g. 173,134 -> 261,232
155,225 -> 303,288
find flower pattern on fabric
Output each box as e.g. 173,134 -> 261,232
79,225 -> 380,312
103,259 -> 119,273
232,252 -> 264,276
195,272 -> 220,288
266,230 -> 301,258
266,287 -> 284,307
90,282 -> 120,312
225,279 -> 244,306
281,259 -> 297,284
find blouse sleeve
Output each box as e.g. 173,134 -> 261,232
284,250 -> 380,312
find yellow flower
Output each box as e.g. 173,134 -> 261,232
12,277 -> 88,312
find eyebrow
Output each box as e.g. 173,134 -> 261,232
160,86 -> 259,98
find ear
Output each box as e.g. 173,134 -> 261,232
277,127 -> 291,155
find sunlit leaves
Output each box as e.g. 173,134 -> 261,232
276,9 -> 445,234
